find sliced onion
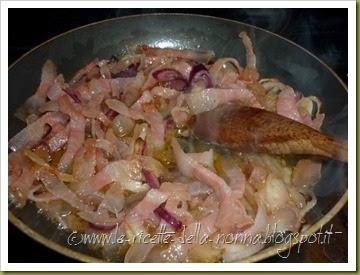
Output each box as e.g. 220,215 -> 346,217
99,121 -> 106,131
28,185 -> 56,202
99,62 -> 111,79
134,137 -> 146,155
152,68 -> 188,92
26,114 -> 39,125
111,63 -> 139,78
166,78 -> 188,92
39,101 -> 59,113
105,109 -> 119,119
64,88 -> 81,104
164,116 -> 174,129
185,59 -> 199,67
89,222 -> 117,231
265,174 -> 288,212
99,184 -> 125,215
188,64 -> 213,89
10,112 -> 68,152
237,197 -> 267,237
111,114 -> 135,137
187,181 -> 212,197
23,150 -> 77,183
152,68 -> 183,81
154,204 -> 182,230
43,123 -> 53,137
124,243 -> 157,263
29,123 -> 52,151
30,139 -> 50,152
142,169 -> 160,189
159,241 -> 188,263
131,155 -> 168,178
295,90 -> 303,102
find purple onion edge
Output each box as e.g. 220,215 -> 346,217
142,169 -> 160,189
135,137 -> 146,155
64,88 -> 81,104
105,109 -> 119,120
188,64 -> 213,89
152,68 -> 182,80
154,205 -> 183,230
89,222 -> 117,231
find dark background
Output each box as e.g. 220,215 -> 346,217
8,8 -> 348,263
9,8 -> 348,82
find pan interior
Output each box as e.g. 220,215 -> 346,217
8,14 -> 347,263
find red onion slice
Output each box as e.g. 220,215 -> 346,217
64,88 -> 81,104
142,169 -> 160,189
165,78 -> 188,92
188,64 -> 213,89
134,137 -> 146,155
89,222 -> 117,231
152,68 -> 188,92
154,204 -> 183,230
99,122 -> 106,131
105,109 -> 119,120
111,63 -> 139,78
295,90 -> 303,102
164,116 -> 174,129
152,68 -> 183,81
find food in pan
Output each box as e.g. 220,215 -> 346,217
8,31 -> 347,262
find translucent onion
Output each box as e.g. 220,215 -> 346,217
111,114 -> 135,137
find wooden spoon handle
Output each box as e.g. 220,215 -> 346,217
192,104 -> 348,162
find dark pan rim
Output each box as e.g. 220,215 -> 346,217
8,13 -> 348,264
8,13 -> 348,93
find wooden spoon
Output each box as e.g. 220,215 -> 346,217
192,103 -> 348,162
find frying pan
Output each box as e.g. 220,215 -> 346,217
8,13 -> 348,263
